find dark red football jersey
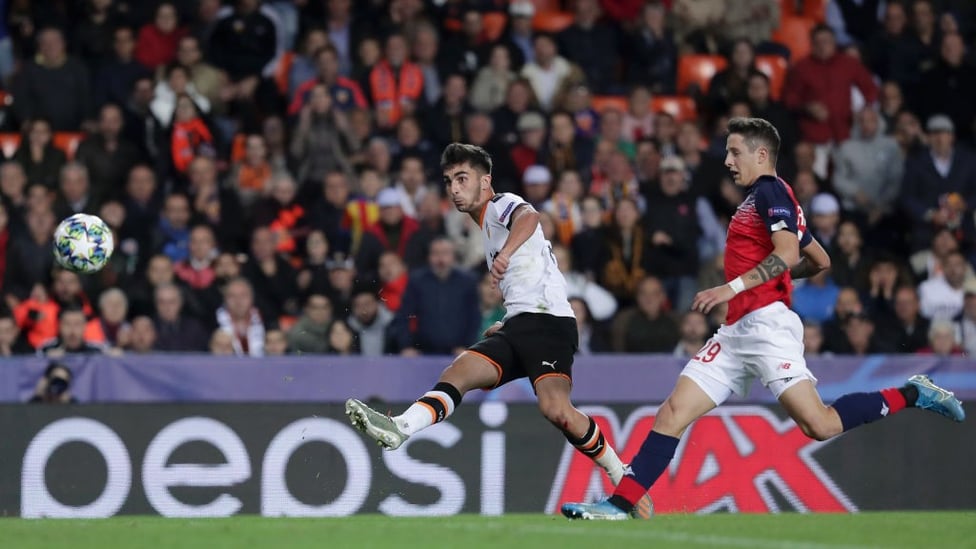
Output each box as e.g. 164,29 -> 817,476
725,175 -> 811,325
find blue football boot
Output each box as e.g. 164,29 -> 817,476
907,375 -> 965,422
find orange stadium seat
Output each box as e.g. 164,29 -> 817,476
0,132 -> 20,157
774,15 -> 816,61
532,11 -> 575,33
755,54 -> 789,100
590,95 -> 628,113
482,12 -> 508,42
677,54 -> 728,94
651,96 -> 697,122
53,132 -> 84,160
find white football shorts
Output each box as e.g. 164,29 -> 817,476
680,300 -> 817,405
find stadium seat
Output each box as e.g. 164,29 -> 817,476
677,54 -> 728,95
755,54 -> 789,100
773,15 -> 816,61
53,132 -> 84,160
0,132 -> 19,157
274,51 -> 295,95
651,96 -> 697,122
532,11 -> 575,33
590,95 -> 628,113
482,12 -> 508,42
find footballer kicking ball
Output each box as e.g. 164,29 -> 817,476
53,213 -> 115,274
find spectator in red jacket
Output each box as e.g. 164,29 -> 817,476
783,25 -> 878,149
134,2 -> 188,70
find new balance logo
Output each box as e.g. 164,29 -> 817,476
880,402 -> 889,416
542,360 -> 557,369
779,362 -> 792,370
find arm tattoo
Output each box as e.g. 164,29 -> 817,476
790,257 -> 823,280
745,254 -> 789,284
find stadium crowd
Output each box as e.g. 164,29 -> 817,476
0,0 -> 975,359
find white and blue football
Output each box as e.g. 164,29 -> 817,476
52,214 -> 115,274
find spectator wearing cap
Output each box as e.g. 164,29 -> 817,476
809,193 -> 842,251
511,112 -> 547,178
504,1 -> 537,68
900,114 -> 976,251
918,250 -> 970,321
347,287 -> 394,357
471,44 -> 517,113
831,108 -> 904,228
287,293 -> 334,354
644,155 -> 702,312
391,237 -> 480,356
324,252 -> 357,318
916,32 -> 976,142
521,165 -> 553,209
956,280 -> 976,356
356,187 -> 432,275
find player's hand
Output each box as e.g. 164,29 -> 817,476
692,284 -> 736,314
483,321 -> 503,337
490,251 -> 511,287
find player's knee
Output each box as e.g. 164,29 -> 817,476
537,398 -> 573,429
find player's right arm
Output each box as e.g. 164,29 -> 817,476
490,203 -> 539,286
791,236 -> 831,279
693,231 -> 798,314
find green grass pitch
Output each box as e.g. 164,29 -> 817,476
1,512 -> 972,549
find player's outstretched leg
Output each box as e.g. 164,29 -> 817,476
562,377 -> 715,520
781,374 -> 965,444
346,352 -> 497,450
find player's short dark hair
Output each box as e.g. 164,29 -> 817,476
727,117 -> 781,162
440,143 -> 492,175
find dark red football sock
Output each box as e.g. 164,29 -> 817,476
880,388 -> 907,414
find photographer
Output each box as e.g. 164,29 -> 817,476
28,362 -> 78,404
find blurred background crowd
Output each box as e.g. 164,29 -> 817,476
0,0 -> 975,361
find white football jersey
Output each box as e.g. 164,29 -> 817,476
481,192 -> 575,320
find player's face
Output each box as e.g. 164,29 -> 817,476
724,133 -> 764,187
444,163 -> 489,214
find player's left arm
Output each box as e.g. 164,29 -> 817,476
490,204 -> 539,284
791,236 -> 831,280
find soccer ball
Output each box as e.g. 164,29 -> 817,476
53,214 -> 115,274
